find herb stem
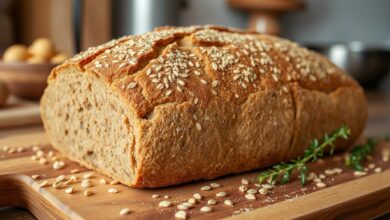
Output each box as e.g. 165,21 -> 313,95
258,125 -> 350,186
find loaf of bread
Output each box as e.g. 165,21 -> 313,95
40,26 -> 367,188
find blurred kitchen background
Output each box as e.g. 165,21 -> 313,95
1,0 -> 390,89
0,1 -> 389,218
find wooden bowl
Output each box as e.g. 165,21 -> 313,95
0,61 -> 57,100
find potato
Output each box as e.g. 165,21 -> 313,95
28,38 -> 56,59
3,45 -> 29,62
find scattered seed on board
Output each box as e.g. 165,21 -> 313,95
84,190 -> 93,196
47,150 -> 54,157
188,198 -> 197,204
119,208 -> 131,216
200,206 -> 213,213
175,210 -> 187,219
56,175 -> 66,183
333,168 -> 343,174
39,158 -> 47,165
216,192 -> 227,197
64,179 -> 75,186
201,185 -> 211,191
108,188 -> 118,194
241,178 -> 249,185
152,194 -> 160,199
316,182 -> 327,188
53,161 -> 65,170
110,180 -> 119,185
65,186 -> 74,194
324,169 -> 335,175
193,193 -> 202,200
83,173 -> 94,179
31,175 -> 40,180
224,199 -> 233,206
36,150 -> 44,157
245,194 -> 256,200
246,189 -> 257,194
207,199 -> 217,205
99,178 -> 107,184
354,171 -> 367,177
259,188 -> 269,195
81,179 -> 91,183
159,201 -> 172,208
308,172 -> 317,181
70,169 -> 80,174
261,184 -> 274,190
182,202 -> 193,209
39,180 -> 49,187
210,183 -> 221,188
32,146 -> 41,152
2,146 -> 9,152
81,182 -> 92,188
239,185 -> 248,193
314,178 -> 323,184
52,182 -> 63,189
177,204 -> 189,210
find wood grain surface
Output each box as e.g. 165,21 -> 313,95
0,97 -> 41,129
0,132 -> 389,219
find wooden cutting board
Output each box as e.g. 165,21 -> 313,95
0,132 -> 389,220
0,96 -> 41,129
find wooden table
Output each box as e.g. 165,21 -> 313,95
0,90 -> 389,219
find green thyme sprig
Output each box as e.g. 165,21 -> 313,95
345,139 -> 376,171
258,125 -> 351,186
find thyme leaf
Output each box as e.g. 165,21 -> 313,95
258,125 -> 351,186
345,139 -> 376,171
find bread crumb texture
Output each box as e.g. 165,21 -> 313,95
41,25 -> 367,188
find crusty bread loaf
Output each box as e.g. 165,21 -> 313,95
40,25 -> 367,188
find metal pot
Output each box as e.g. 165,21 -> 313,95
306,42 -> 390,88
112,0 -> 182,37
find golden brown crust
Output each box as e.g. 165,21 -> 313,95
43,25 -> 367,187
49,26 -> 359,119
